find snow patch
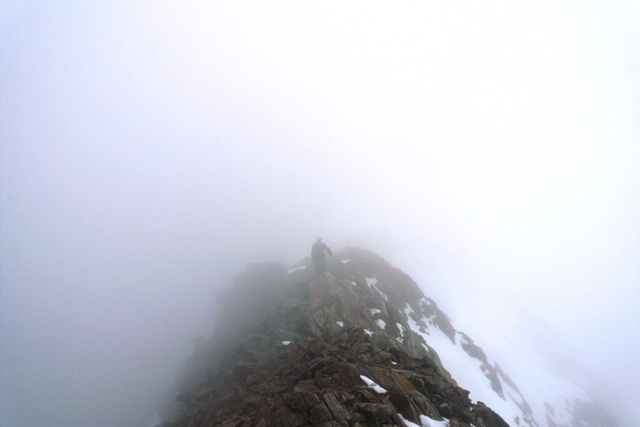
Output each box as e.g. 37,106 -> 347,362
419,414 -> 450,427
398,414 -> 450,427
376,319 -> 386,329
398,414 -> 421,427
366,277 -> 388,300
364,329 -> 373,336
369,308 -> 381,316
282,341 -> 291,345
350,281 -> 357,286
287,266 -> 307,274
397,323 -> 405,342
373,284 -> 388,300
336,321 -> 344,327
397,323 -> 405,338
360,375 -> 387,393
341,259 -> 351,264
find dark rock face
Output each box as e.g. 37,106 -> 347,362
164,249 -> 513,427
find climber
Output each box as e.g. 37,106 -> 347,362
311,237 -> 332,278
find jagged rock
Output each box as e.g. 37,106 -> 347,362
475,401 -> 510,427
309,402 -> 333,425
284,392 -> 321,423
356,403 -> 394,426
374,351 -> 392,364
321,362 -> 362,388
407,390 -> 441,420
322,392 -> 351,421
389,390 -> 421,424
354,343 -> 371,354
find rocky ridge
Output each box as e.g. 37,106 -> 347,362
163,248 -> 616,427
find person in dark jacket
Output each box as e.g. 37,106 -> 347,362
311,237 -> 332,277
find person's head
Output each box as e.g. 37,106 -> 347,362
316,236 -> 322,242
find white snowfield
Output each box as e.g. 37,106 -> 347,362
403,300 -> 590,427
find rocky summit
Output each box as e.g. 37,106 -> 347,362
162,248 -> 618,427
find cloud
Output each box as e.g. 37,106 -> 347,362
2,2 -> 639,426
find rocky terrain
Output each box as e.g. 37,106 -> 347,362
161,248 -> 618,427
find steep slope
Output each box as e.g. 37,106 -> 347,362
163,248 -> 617,427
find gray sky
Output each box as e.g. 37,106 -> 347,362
1,2 -> 639,427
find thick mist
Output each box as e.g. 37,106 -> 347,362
2,2 -> 639,427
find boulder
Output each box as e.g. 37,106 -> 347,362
322,392 -> 351,421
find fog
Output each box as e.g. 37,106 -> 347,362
1,2 -> 639,426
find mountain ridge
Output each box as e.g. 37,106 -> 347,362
159,247 -> 618,427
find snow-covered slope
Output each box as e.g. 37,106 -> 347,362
335,247 -> 616,427
401,297 -> 592,427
